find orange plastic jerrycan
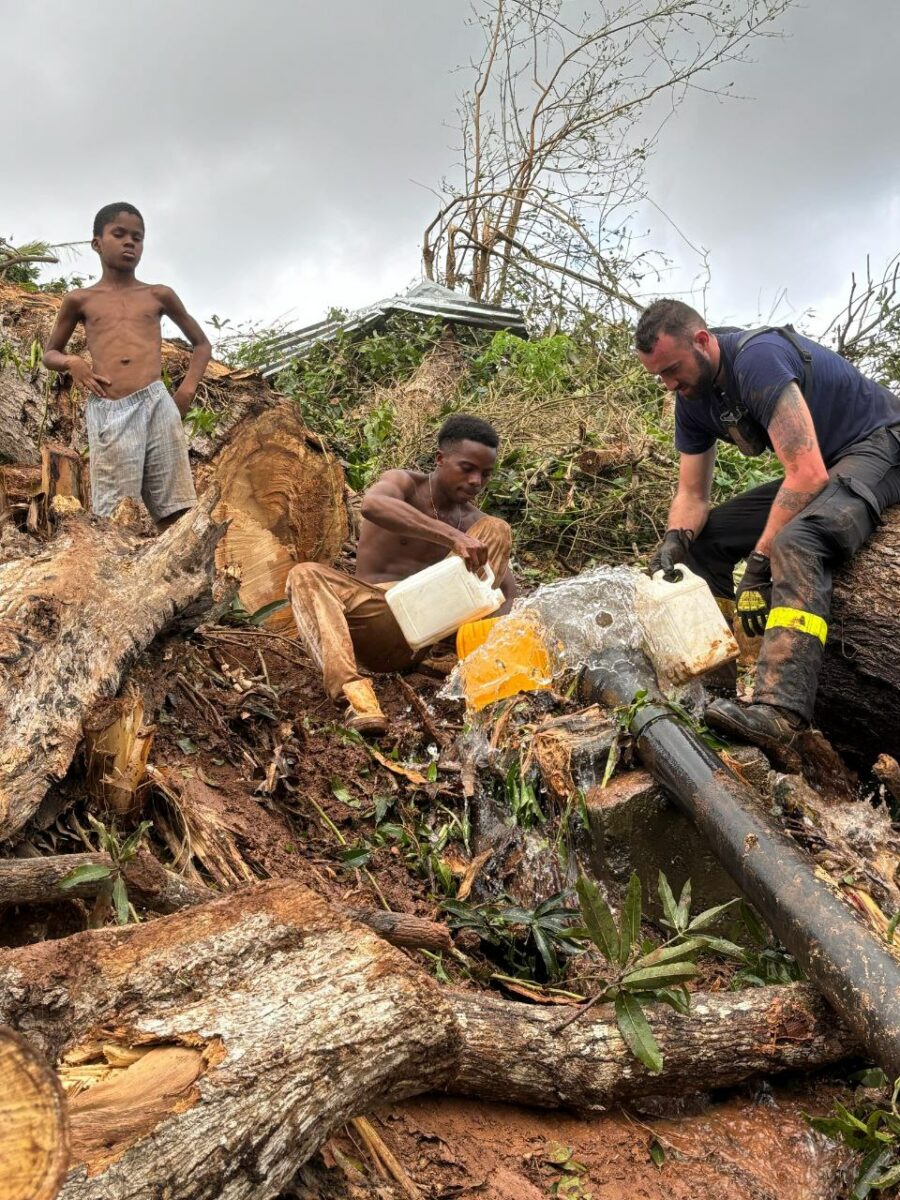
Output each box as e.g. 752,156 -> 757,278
456,613 -> 553,711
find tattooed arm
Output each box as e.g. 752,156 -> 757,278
755,382 -> 830,555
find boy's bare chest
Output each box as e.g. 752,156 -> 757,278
82,292 -> 162,336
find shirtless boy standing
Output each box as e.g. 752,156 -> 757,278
43,202 -> 211,528
287,414 -> 517,736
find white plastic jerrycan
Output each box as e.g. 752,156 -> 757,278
386,557 -> 505,652
634,564 -> 738,685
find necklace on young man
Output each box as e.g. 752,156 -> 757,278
429,473 -> 463,529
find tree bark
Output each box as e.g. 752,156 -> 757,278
0,851 -> 212,914
0,491 -> 226,842
818,508 -> 900,761
0,855 -> 453,951
0,882 -> 854,1200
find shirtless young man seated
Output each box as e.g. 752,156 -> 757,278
43,202 -> 211,528
287,414 -> 517,736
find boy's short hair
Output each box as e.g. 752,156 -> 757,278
93,202 -> 144,238
437,414 -> 500,451
635,299 -> 707,353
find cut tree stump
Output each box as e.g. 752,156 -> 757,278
207,404 -> 347,628
0,491 -> 226,842
82,688 -> 154,816
0,881 -> 854,1200
0,1024 -> 69,1200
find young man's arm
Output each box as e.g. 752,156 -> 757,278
158,287 -> 212,416
43,293 -> 112,395
361,471 -> 490,572
754,382 -> 829,555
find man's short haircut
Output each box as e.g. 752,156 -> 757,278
635,299 -> 707,353
93,203 -> 144,238
437,414 -> 500,451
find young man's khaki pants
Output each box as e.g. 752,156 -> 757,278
286,516 -> 512,700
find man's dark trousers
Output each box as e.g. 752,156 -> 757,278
681,425 -> 900,722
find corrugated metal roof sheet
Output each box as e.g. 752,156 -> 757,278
258,281 -> 528,378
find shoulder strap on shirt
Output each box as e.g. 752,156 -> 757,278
733,324 -> 813,399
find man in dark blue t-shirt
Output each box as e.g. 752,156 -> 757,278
635,298 -> 900,748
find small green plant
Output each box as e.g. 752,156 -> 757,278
442,891 -> 584,981
727,899 -> 803,988
541,1142 -> 592,1199
184,402 -> 222,437
59,816 -> 153,926
571,871 -> 741,1073
504,757 -> 544,828
219,597 -> 289,626
809,1072 -> 900,1197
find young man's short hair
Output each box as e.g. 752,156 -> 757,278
635,299 -> 707,353
93,202 -> 144,238
437,414 -> 500,451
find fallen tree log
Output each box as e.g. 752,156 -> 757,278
0,856 -> 452,950
0,491 -> 226,843
818,508 -> 900,761
0,881 -> 854,1200
0,852 -> 211,914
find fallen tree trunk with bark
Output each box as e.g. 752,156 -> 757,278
819,507 -> 900,761
0,881 -> 854,1200
0,491 -> 226,843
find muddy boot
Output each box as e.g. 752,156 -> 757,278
341,679 -> 389,737
705,697 -> 805,750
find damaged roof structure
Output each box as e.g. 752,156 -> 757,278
258,280 -> 528,378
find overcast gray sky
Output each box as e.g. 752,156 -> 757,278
2,0 -> 898,342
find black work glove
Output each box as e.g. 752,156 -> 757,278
648,528 -> 694,580
735,551 -> 772,638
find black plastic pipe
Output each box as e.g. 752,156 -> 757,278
582,647 -> 900,1077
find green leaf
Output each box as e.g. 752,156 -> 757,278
686,898 -> 740,932
544,1142 -> 574,1167
654,986 -> 692,1015
695,935 -> 748,960
870,1161 -> 900,1189
340,844 -> 372,870
618,873 -> 642,964
576,875 -> 619,963
248,598 -> 288,625
657,872 -> 679,930
622,961 -> 699,991
331,779 -> 353,805
853,1068 -> 889,1089
117,820 -> 153,863
649,1138 -> 666,1167
176,736 -> 198,756
675,878 -> 692,932
426,759 -> 438,783
112,874 -> 130,925
600,737 -> 618,788
853,1147 -> 896,1199
58,863 -> 113,889
615,992 -> 662,1073
633,938 -> 705,970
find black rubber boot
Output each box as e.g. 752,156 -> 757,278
705,697 -> 805,749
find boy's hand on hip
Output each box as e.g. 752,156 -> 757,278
172,386 -> 194,418
66,356 -> 111,397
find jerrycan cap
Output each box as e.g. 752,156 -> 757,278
651,563 -> 700,586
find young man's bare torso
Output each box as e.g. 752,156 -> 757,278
355,467 -> 490,584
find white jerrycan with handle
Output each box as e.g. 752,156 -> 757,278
634,564 -> 738,685
386,557 -> 505,652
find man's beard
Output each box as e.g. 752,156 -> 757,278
690,348 -> 717,398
